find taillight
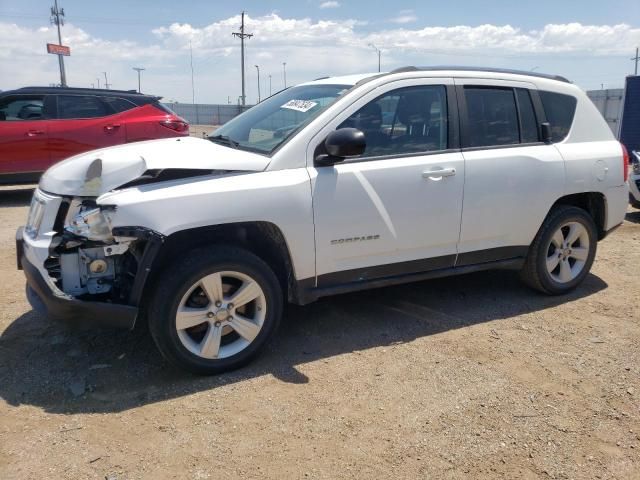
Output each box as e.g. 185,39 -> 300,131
160,119 -> 189,133
621,143 -> 629,182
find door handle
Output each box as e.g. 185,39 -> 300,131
104,124 -> 121,132
26,130 -> 45,137
422,167 -> 456,179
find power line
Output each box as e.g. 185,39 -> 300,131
232,11 -> 253,106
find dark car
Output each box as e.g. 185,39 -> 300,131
0,87 -> 189,183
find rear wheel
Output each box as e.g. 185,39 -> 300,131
148,246 -> 283,375
521,206 -> 597,295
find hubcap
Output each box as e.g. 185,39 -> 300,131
175,271 -> 267,360
545,221 -> 590,284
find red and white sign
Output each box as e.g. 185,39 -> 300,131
46,43 -> 70,56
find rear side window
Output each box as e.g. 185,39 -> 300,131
516,89 -> 539,143
56,95 -> 108,119
539,91 -> 577,143
464,87 -> 520,147
103,97 -> 137,114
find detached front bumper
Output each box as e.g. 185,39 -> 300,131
17,227 -> 138,329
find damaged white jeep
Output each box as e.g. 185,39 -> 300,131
17,67 -> 629,374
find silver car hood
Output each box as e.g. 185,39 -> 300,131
39,137 -> 270,196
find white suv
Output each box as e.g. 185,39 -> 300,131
17,67 -> 629,374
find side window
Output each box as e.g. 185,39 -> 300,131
0,96 -> 45,121
515,88 -> 539,143
56,95 -> 108,119
102,97 -> 137,114
338,85 -> 448,158
539,91 -> 577,143
464,87 -> 519,147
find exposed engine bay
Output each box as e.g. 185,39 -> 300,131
50,199 -> 145,302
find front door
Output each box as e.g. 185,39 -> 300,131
308,80 -> 465,286
0,94 -> 50,175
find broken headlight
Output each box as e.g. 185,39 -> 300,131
65,204 -> 114,242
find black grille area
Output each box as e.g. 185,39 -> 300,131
44,257 -> 61,285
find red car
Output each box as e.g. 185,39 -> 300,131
0,87 -> 189,183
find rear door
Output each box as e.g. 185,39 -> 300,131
0,94 -> 50,175
455,79 -> 565,263
48,94 -> 126,164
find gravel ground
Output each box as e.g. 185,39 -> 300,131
0,185 -> 638,479
189,124 -> 217,138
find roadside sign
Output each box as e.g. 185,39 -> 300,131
46,43 -> 70,56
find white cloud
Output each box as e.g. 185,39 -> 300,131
319,1 -> 340,8
2,15 -> 639,102
390,10 -> 418,24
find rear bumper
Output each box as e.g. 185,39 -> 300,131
18,228 -> 138,329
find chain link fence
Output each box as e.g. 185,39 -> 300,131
162,103 -> 253,126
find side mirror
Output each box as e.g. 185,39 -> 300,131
540,122 -> 552,144
315,128 -> 366,166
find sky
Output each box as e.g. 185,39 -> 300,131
1,0 -> 639,103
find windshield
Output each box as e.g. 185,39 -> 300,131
209,84 -> 350,154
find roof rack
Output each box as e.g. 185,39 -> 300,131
15,86 -> 157,96
389,66 -> 571,84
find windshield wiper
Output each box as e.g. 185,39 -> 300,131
208,134 -> 240,149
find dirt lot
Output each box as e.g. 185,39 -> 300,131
0,185 -> 638,479
189,124 -> 217,138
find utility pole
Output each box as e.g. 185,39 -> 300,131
50,0 -> 67,86
283,62 -> 287,88
189,41 -> 199,124
368,43 -> 381,72
102,71 -> 110,89
96,77 -> 100,89
232,11 -> 253,106
269,74 -> 272,96
133,67 -> 145,92
632,47 -> 639,76
255,65 -> 261,103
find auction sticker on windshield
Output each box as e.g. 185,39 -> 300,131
281,100 -> 318,113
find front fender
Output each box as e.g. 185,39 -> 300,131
98,169 -> 316,281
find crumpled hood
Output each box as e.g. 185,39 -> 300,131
39,136 -> 270,196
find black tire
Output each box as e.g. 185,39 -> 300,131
630,193 -> 640,210
148,246 -> 283,375
520,205 -> 597,295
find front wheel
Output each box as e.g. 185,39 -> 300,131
148,246 -> 283,375
521,205 -> 597,295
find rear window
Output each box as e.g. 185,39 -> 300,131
464,87 -> 520,147
155,103 -> 177,115
57,95 -> 108,119
539,91 -> 577,143
103,97 -> 137,114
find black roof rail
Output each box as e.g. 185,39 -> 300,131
13,86 -> 160,96
388,66 -> 571,83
